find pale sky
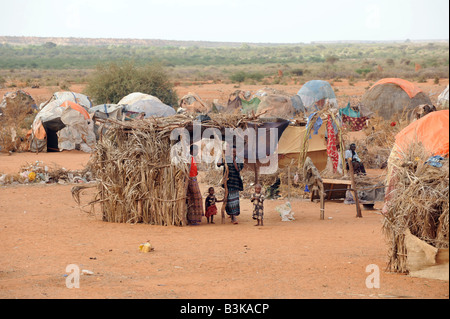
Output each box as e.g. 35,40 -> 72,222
0,0 -> 448,43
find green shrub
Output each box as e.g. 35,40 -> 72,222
246,72 -> 264,82
355,68 -> 372,76
85,60 -> 178,106
230,71 -> 246,83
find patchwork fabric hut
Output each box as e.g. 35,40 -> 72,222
118,92 -> 176,118
30,100 -> 96,152
297,80 -> 338,114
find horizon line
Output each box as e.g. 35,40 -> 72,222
1,35 -> 449,46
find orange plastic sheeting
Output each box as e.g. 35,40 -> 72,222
60,100 -> 90,120
370,78 -> 423,99
395,110 -> 449,156
32,120 -> 47,140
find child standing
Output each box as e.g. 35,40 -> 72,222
205,187 -> 221,224
251,184 -> 265,226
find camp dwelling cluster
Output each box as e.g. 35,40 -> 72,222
1,78 -> 449,279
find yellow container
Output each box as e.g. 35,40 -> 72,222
28,171 -> 36,182
139,242 -> 153,253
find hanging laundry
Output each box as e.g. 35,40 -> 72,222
326,115 -> 339,172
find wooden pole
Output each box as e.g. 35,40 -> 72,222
287,165 -> 291,201
220,151 -> 229,224
319,181 -> 325,220
101,185 -> 106,221
182,175 -> 189,226
346,158 -> 362,218
137,200 -> 143,223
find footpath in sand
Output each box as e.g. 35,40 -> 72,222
0,151 -> 448,299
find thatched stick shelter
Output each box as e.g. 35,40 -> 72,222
382,144 -> 449,273
89,113 -> 265,226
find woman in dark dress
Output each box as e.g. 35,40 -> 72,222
218,146 -> 244,224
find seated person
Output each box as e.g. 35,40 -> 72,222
345,143 -> 366,175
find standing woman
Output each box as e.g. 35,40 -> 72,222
218,145 -> 244,224
186,144 -> 204,225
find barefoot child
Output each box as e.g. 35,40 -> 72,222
251,184 -> 265,226
205,187 -> 222,224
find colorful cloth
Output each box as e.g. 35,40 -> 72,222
225,190 -> 241,216
251,193 -> 265,220
326,116 -> 339,172
205,195 -> 218,217
342,114 -> 368,131
189,156 -> 198,177
339,102 -> 361,118
306,112 -> 323,138
186,177 -> 203,223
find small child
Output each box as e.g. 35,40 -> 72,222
205,187 -> 222,224
251,184 -> 265,226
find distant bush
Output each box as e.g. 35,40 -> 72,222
290,68 -> 304,76
246,72 -> 264,81
230,71 -> 246,83
85,60 -> 178,106
386,58 -> 395,66
355,68 -> 372,76
325,55 -> 339,64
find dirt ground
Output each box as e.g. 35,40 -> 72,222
0,80 -> 449,299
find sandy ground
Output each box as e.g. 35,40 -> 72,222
0,151 -> 448,299
0,80 -> 449,300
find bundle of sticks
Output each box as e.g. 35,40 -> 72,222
382,143 -> 449,273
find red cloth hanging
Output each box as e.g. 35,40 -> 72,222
327,116 -> 339,172
189,156 -> 198,177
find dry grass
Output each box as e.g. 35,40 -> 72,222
0,97 -> 36,153
382,143 -> 449,273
